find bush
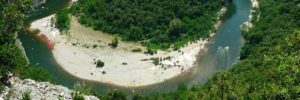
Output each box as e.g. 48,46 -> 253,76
150,58 -> 160,66
55,8 -> 70,33
109,38 -> 119,48
105,89 -> 127,100
21,91 -> 31,100
96,60 -> 104,68
71,92 -> 84,100
144,48 -> 157,55
131,48 -> 142,52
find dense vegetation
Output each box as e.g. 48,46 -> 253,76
71,0 -> 229,49
0,0 -> 52,88
1,0 -> 299,99
136,0 -> 300,99
55,8 -> 71,33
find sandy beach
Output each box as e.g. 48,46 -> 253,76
28,1 -> 233,86
30,15 -> 208,87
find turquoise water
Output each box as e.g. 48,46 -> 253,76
18,0 -> 252,95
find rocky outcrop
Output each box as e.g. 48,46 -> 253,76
0,77 -> 99,100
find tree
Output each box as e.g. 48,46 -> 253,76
105,89 -> 127,100
109,38 -> 119,48
169,18 -> 183,37
0,0 -> 30,84
71,0 -> 225,49
55,8 -> 70,33
96,60 -> 104,68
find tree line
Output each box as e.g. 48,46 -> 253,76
71,0 -> 227,49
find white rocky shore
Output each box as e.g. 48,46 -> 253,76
242,0 -> 260,31
0,77 -> 98,100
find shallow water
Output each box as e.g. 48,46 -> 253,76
18,0 -> 252,95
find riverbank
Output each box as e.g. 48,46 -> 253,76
242,0 -> 259,31
28,4 -> 230,87
29,15 -> 207,87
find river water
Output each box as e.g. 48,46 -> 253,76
18,0 -> 251,95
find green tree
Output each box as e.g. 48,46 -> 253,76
56,8 -> 70,33
105,89 -> 127,100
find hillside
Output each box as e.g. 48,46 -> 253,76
140,0 -> 300,99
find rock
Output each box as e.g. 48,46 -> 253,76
0,77 -> 99,100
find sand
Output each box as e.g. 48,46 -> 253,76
29,1 -> 233,87
30,15 -> 208,87
30,15 -> 59,43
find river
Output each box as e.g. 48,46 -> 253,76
18,0 -> 252,95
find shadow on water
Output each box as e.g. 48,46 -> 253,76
18,0 -> 252,95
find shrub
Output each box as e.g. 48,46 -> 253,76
96,60 -> 104,68
71,92 -> 84,100
21,91 -> 31,100
131,48 -> 142,52
55,8 -> 71,33
109,38 -> 119,48
144,48 -> 157,55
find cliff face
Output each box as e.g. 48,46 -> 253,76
0,77 -> 98,100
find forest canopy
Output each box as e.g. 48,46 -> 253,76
139,0 -> 300,99
0,0 -> 52,86
71,0 -> 227,49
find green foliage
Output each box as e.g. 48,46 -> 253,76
0,0 -> 52,85
131,48 -> 142,52
104,89 -> 127,100
21,91 -> 31,100
150,58 -> 160,66
72,92 -> 85,100
74,83 -> 93,95
17,65 -> 52,82
140,0 -> 300,99
220,2 -> 236,20
56,8 -> 70,33
133,94 -> 145,100
0,85 -> 4,94
144,48 -> 157,55
71,0 -> 225,49
109,38 -> 119,48
96,60 -> 105,68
